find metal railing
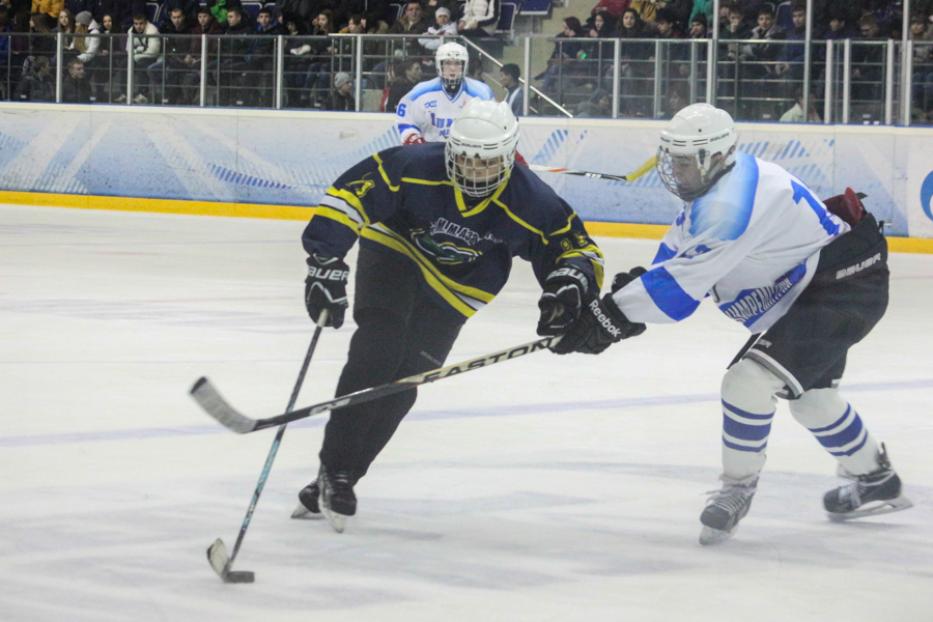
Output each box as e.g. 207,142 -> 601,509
0,32 -> 929,125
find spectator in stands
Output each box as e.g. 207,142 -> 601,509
688,0 -> 712,27
385,55 -> 421,112
282,15 -> 312,105
535,16 -> 586,94
31,0 -> 62,23
324,70 -> 355,111
741,7 -> 784,78
177,6 -> 221,104
73,10 -> 100,65
656,0 -> 691,30
851,14 -> 885,105
499,62 -> 522,116
86,1 -> 128,30
28,10 -> 55,55
590,0 -> 629,25
62,56 -> 91,101
775,2 -> 807,78
909,12 -> 933,120
687,12 -> 706,38
423,0 -> 456,23
458,0 -> 496,38
303,9 -> 337,106
780,88 -> 821,122
276,0 -> 313,28
15,53 -> 53,100
662,82 -> 687,118
120,11 -> 159,103
575,88 -> 612,117
220,5 -> 252,105
338,0 -> 390,33
250,7 -> 282,106
630,0 -> 657,25
147,6 -> 190,104
389,1 -> 428,56
654,8 -> 682,38
418,6 -> 457,51
54,7 -> 75,53
823,9 -> 853,40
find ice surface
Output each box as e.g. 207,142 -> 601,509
1,204 -> 931,621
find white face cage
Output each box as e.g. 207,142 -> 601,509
656,106 -> 737,201
436,43 -> 468,91
446,100 -> 519,198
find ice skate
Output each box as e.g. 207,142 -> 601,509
825,446 -> 913,521
318,467 -> 357,533
699,475 -> 758,545
290,475 -> 322,520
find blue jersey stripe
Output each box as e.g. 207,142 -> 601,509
397,123 -> 419,132
652,242 -> 676,264
641,266 -> 700,321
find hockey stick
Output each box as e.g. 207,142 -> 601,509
191,335 -> 561,435
206,318 -> 326,584
529,154 -> 657,183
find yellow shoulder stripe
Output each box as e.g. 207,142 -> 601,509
326,187 -> 371,225
372,153 -> 400,192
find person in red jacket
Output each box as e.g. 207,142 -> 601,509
590,0 -> 630,21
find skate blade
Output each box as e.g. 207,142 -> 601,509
827,495 -> 914,521
290,501 -> 323,520
319,492 -> 350,533
699,525 -> 736,546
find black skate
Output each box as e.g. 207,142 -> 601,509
318,467 -> 358,533
699,475 -> 758,545
290,476 -> 322,520
824,446 -> 913,521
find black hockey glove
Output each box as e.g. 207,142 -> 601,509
304,253 -> 349,328
611,266 -> 648,294
536,265 -> 593,336
550,294 -> 646,355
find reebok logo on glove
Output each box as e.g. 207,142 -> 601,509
589,299 -> 621,338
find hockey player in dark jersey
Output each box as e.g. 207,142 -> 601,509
548,103 -> 912,544
292,100 -> 604,532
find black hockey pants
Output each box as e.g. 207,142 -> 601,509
319,245 -> 465,477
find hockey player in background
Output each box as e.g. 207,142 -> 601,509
546,103 -> 912,544
293,100 -> 604,532
395,41 -> 494,144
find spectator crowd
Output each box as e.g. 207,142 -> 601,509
0,0 -> 930,122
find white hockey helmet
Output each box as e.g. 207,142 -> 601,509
446,100 -> 519,198
657,103 -> 737,201
435,41 -> 468,91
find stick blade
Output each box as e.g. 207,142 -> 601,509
207,538 -> 255,583
190,377 -> 257,434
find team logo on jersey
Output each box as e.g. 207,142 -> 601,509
346,175 -> 376,199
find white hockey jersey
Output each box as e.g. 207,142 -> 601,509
612,152 -> 850,333
395,77 -> 495,144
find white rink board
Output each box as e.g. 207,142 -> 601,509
1,203 -> 932,621
1,103 -> 932,236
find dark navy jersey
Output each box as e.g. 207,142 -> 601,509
302,142 -> 604,318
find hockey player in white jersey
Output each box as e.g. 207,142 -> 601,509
545,103 -> 912,544
395,41 -> 495,144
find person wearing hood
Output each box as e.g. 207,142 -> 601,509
73,10 -> 100,64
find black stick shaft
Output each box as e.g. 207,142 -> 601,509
221,323 -> 325,573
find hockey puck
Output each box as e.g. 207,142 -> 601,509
223,570 -> 255,583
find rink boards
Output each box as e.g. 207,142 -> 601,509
0,103 -> 932,249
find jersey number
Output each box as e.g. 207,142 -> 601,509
397,103 -> 407,116
791,180 -> 839,235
